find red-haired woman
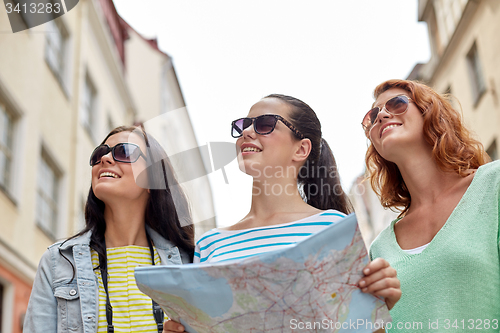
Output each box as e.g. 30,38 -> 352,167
362,79 -> 500,331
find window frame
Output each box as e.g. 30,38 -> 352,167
466,41 -> 487,107
0,83 -> 21,206
486,139 -> 498,161
0,277 -> 14,333
0,103 -> 14,195
35,146 -> 62,240
44,17 -> 70,95
80,73 -> 98,142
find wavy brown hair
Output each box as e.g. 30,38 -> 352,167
365,79 -> 489,215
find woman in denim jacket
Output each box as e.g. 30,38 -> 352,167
24,126 -> 195,333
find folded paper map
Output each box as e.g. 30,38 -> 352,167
135,214 -> 391,332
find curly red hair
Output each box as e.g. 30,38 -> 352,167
365,79 -> 490,215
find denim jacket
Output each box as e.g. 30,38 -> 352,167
23,226 -> 190,333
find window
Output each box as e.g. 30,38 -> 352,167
0,103 -> 14,194
45,19 -> 68,90
443,85 -> 456,108
428,6 -> 444,57
80,74 -> 97,140
36,149 -> 60,239
161,63 -> 175,113
487,139 -> 498,161
466,42 -> 487,106
434,0 -> 468,49
107,114 -> 114,134
76,196 -> 86,233
0,282 -> 3,332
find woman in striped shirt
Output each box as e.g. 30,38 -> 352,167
165,95 -> 401,333
24,126 -> 194,333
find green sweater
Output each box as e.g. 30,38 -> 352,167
370,160 -> 500,332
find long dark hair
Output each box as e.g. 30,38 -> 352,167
265,94 -> 353,214
63,126 -> 194,279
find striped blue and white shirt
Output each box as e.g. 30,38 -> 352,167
193,210 -> 345,263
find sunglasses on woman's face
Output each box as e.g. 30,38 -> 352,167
89,143 -> 146,166
362,95 -> 413,132
231,114 -> 305,139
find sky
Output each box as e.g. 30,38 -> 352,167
114,0 -> 430,228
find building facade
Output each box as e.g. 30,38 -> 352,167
349,175 -> 399,248
409,0 -> 500,160
121,21 -> 216,239
0,1 -> 215,331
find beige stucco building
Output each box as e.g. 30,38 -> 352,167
349,176 -> 399,248
0,0 -> 215,331
409,0 -> 500,160
122,22 -> 216,238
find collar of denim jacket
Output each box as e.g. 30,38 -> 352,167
55,226 -> 178,251
56,230 -> 93,250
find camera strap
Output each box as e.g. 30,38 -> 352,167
99,235 -> 164,333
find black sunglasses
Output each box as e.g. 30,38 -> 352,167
231,114 -> 305,139
362,95 -> 413,132
89,143 -> 146,166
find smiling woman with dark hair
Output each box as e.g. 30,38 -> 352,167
24,126 -> 194,333
363,79 -> 500,331
165,94 -> 401,333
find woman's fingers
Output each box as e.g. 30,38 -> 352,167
371,285 -> 402,310
359,267 -> 400,291
361,276 -> 401,310
164,320 -> 185,332
358,258 -> 401,310
360,276 -> 400,295
362,258 -> 393,277
358,262 -> 397,290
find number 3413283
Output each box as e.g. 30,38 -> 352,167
6,2 -> 62,14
